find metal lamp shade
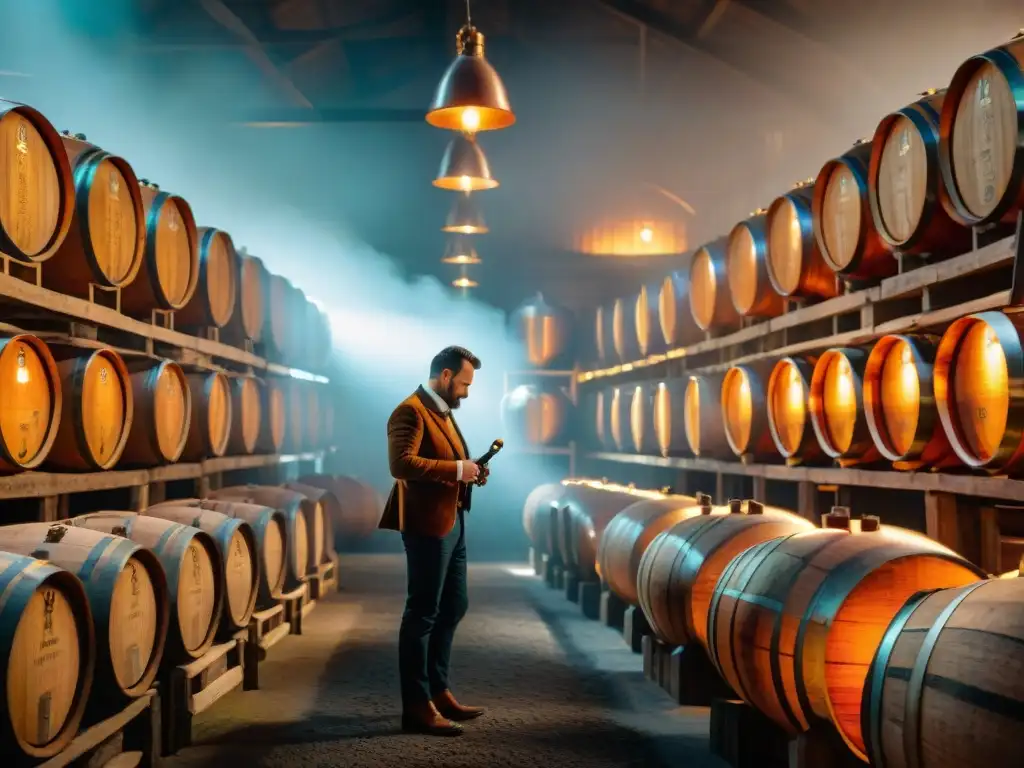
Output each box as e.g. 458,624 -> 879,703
426,29 -> 514,133
442,193 -> 489,234
433,134 -> 499,191
442,237 -> 482,265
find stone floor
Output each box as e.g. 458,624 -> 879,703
164,554 -> 729,768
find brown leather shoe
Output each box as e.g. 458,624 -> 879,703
401,701 -> 463,736
432,689 -> 485,721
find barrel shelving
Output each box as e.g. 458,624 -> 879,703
502,368 -> 580,476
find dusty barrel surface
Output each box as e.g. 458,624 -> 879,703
689,238 -> 740,333
119,357 -> 190,466
0,334 -> 62,472
766,181 -> 838,300
0,550 -> 93,759
684,373 -> 731,458
501,384 -> 569,447
226,374 -> 261,456
767,356 -> 821,462
509,293 -> 572,369
69,512 -> 223,662
522,482 -> 566,555
652,378 -> 691,458
0,522 -> 168,715
705,513 -> 985,761
297,474 -> 385,546
812,140 -> 895,281
939,35 -> 1024,226
0,101 -> 75,263
809,347 -> 881,463
120,181 -> 198,315
597,494 -> 698,605
722,364 -> 777,460
44,344 -> 133,471
934,311 -> 1024,474
140,506 -> 258,632
256,377 -> 286,454
727,210 -> 785,319
864,334 -> 959,469
175,227 -> 238,329
658,269 -> 702,349
224,252 -> 265,344
868,89 -> 971,254
180,370 -> 232,461
638,499 -> 813,648
863,577 -> 1024,768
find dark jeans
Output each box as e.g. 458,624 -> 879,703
399,510 -> 468,708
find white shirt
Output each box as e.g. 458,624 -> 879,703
424,384 -> 463,482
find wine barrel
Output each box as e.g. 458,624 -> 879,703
627,383 -> 656,454
0,551 -> 93,759
522,482 -> 565,555
262,273 -> 293,361
766,356 -> 822,462
0,101 -> 74,263
0,523 -> 168,714
0,334 -> 61,472
597,494 -> 698,605
44,344 -> 133,471
285,378 -> 304,453
69,512 -> 223,662
684,373 -> 731,458
226,252 -> 265,344
500,384 -> 569,446
119,357 -> 191,466
934,311 -> 1024,474
658,269 -> 703,349
304,382 -> 321,451
690,238 -> 740,332
148,499 -> 286,608
863,577 -> 1024,768
296,474 -> 384,546
863,334 -> 959,469
175,227 -> 238,329
812,140 -> 896,281
509,293 -> 572,369
809,347 -> 882,463
120,181 -> 199,315
43,134 -> 144,298
594,388 -> 614,450
652,379 -> 691,458
705,511 -> 985,760
180,370 -> 232,461
283,481 -> 338,562
256,377 -> 286,454
635,282 -> 666,357
939,34 -> 1024,226
227,375 -> 261,456
766,181 -> 838,300
868,89 -> 971,254
721,364 -> 777,460
305,302 -> 333,374
288,287 -> 312,370
638,499 -> 813,648
139,506 -> 258,632
606,387 -> 626,452
210,486 -> 322,576
612,294 -> 639,363
727,210 -> 785,318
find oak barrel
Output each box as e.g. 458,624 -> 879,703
862,577 -> 1024,768
225,252 -> 265,344
594,388 -> 615,450
120,181 -> 199,314
227,375 -> 261,456
175,227 -> 238,329
863,334 -> 959,469
939,35 -> 1024,226
606,386 -> 625,452
119,357 -> 191,466
0,101 -> 74,263
658,269 -> 703,349
139,506 -> 258,632
690,238 -> 741,332
934,311 -> 1024,474
283,481 -> 339,562
766,181 -> 838,300
509,293 -> 572,369
262,273 -> 293,361
684,373 -> 731,458
812,140 -> 896,281
0,334 -> 61,472
612,294 -> 639,363
722,364 -> 777,460
597,494 -> 698,605
652,378 -> 691,458
809,347 -> 882,463
257,377 -> 286,454
522,482 -> 566,556
627,382 -> 655,455
296,474 -> 385,546
705,512 -> 984,760
638,499 -> 813,648
210,486 -> 322,576
285,378 -> 304,453
180,370 -> 232,461
44,344 -> 133,471
727,210 -> 785,318
868,89 -> 971,254
0,551 -> 93,759
43,134 -> 144,297
766,356 -> 822,462
500,384 -> 569,446
69,512 -> 223,662
635,282 -> 666,357
303,301 -> 333,374
0,523 -> 168,713
304,382 -> 321,451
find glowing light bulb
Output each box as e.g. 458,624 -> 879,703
16,367 -> 28,384
459,175 -> 473,191
639,226 -> 654,243
460,108 -> 481,133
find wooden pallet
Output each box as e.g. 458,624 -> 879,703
162,637 -> 245,755
307,555 -> 338,601
242,603 -> 291,691
280,583 -> 310,636
30,689 -> 160,768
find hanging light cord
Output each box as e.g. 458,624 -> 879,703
465,0 -> 472,25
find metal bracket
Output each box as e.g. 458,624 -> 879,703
1007,210 -> 1024,306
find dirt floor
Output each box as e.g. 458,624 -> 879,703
163,554 -> 729,768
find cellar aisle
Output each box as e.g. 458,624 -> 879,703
164,554 -> 727,768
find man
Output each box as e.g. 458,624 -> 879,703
380,345 -> 488,736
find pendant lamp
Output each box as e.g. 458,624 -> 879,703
434,133 -> 498,191
442,193 -> 488,234
442,237 -> 482,265
452,276 -> 478,288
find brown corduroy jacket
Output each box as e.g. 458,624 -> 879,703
379,386 -> 472,538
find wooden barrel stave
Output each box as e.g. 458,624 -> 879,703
809,347 -> 882,463
766,182 -> 839,300
501,385 -> 570,447
175,227 -> 238,329
255,377 -> 286,454
296,474 -> 384,547
727,211 -> 786,319
227,375 -> 261,456
0,334 -> 62,472
304,382 -> 321,451
767,356 -> 822,463
722,363 -> 777,460
684,373 -> 731,458
522,482 -> 566,555
612,294 -> 640,363
222,253 -> 266,344
510,294 -> 573,370
689,238 -> 741,333
652,378 -> 692,458
0,523 -> 169,714
284,378 -> 304,453
283,481 -> 338,562
119,357 -> 191,467
44,344 -> 133,471
658,269 -> 704,349
626,382 -> 656,455
635,281 -> 666,358
180,370 -> 232,461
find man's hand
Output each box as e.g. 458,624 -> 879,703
462,461 -> 481,483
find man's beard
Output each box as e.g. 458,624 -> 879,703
441,381 -> 462,409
